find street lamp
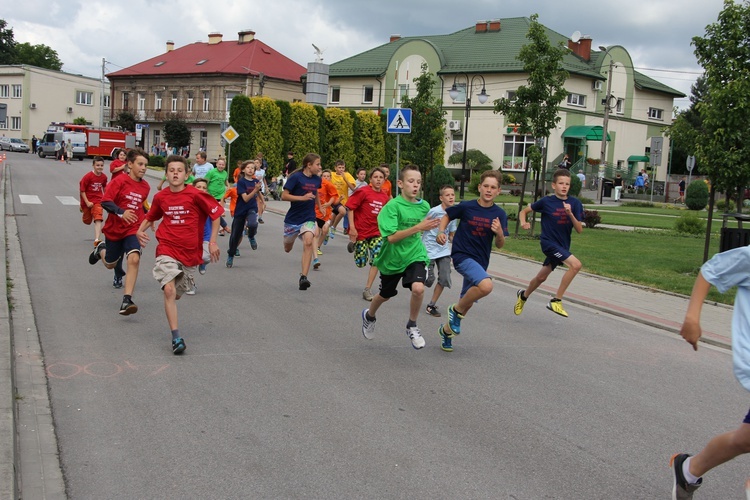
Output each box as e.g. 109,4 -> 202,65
448,73 -> 489,199
598,46 -> 616,204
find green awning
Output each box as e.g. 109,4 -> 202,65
627,155 -> 650,162
561,125 -> 611,141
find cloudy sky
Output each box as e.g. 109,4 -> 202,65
5,0 -> 728,108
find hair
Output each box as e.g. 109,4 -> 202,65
114,148 -> 126,158
92,156 -> 104,165
356,167 -> 367,175
369,167 -> 385,179
334,160 -> 345,167
552,168 -> 572,181
126,148 -> 149,163
379,163 -> 390,171
166,155 -> 188,171
195,151 -> 207,160
480,170 -> 502,185
241,159 -> 255,172
287,151 -> 294,155
192,178 -> 208,187
399,164 -> 420,181
302,153 -> 320,169
322,168 -> 332,174
439,185 -> 455,195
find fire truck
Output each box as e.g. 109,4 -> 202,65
45,123 -> 137,159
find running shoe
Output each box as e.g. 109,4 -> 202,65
670,453 -> 701,499
361,309 -> 376,339
93,239 -> 102,248
347,241 -> 355,253
547,298 -> 568,318
89,241 -> 105,265
425,304 -> 441,317
258,217 -> 264,224
362,288 -> 374,301
313,258 -> 321,270
186,286 -> 196,295
317,248 -> 323,256
235,249 -> 240,256
112,276 -> 123,289
323,233 -> 329,246
226,255 -> 234,268
119,298 -> 138,316
343,227 -> 349,235
250,238 -> 258,250
514,289 -> 527,316
438,325 -> 453,352
406,326 -> 426,349
329,227 -> 335,239
299,275 -> 311,290
172,337 -> 186,355
199,264 -> 207,275
445,304 -> 464,337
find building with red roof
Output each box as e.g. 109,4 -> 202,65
107,30 -> 305,158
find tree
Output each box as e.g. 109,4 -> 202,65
15,42 -> 63,70
249,97 -> 283,177
400,63 -> 446,177
226,94 -> 253,177
275,99 -> 292,165
424,165 -> 455,207
493,13 -> 568,234
447,149 -> 492,173
666,76 -> 706,175
354,111 -> 385,168
0,20 -> 17,65
163,115 -> 191,150
288,102 -> 319,160
73,117 -> 88,125
113,111 -> 135,132
322,107 -> 355,168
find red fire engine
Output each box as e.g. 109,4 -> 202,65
47,123 -> 137,158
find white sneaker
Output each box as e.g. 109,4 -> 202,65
361,309 -> 376,339
362,288 -> 374,301
406,326 -> 425,349
185,286 -> 196,295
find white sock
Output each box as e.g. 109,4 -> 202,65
682,457 -> 701,485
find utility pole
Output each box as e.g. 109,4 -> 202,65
598,53 -> 615,204
100,58 -> 106,128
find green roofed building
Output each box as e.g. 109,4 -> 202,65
326,17 -> 684,185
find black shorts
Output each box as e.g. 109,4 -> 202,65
316,218 -> 327,228
378,261 -> 427,299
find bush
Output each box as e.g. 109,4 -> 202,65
468,171 -> 481,195
424,165 -> 455,207
583,210 -> 601,228
509,189 -> 523,196
148,155 -> 165,168
579,197 -> 595,204
685,180 -> 709,210
674,212 -> 706,235
716,199 -> 736,212
623,201 -> 655,208
569,174 -> 582,197
502,173 -> 516,184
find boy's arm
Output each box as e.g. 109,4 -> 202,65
519,205 -> 533,229
492,217 -> 506,249
80,191 -> 92,207
436,214 -> 451,245
240,182 -> 261,202
680,272 -> 712,351
387,215 -> 441,244
136,219 -> 155,247
344,173 -> 357,190
208,217 -> 221,262
347,210 -> 358,241
565,202 -> 583,234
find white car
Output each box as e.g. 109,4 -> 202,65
0,137 -> 31,153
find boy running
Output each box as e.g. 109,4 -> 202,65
313,169 -> 339,269
79,156 -> 108,247
346,167 -> 390,301
88,148 -> 151,315
514,168 -> 583,318
436,172 -> 507,352
226,160 -> 262,268
329,160 -> 356,236
136,155 -> 223,354
422,185 -> 458,318
360,165 -> 440,349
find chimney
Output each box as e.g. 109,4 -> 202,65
568,36 -> 592,61
238,29 -> 255,44
208,32 -> 223,45
475,21 -> 488,33
166,40 -> 174,52
390,34 -> 401,43
488,19 -> 501,32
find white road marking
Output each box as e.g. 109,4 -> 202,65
56,196 -> 80,206
19,195 -> 42,204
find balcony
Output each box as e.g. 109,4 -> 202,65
112,108 -> 228,123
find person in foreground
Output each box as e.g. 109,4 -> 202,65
136,155 -> 223,354
670,244 -> 750,499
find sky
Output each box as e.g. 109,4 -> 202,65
4,0 -> 729,109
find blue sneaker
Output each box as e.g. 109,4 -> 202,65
235,249 -> 240,256
172,337 -> 186,354
313,258 -> 321,270
198,264 -> 207,275
250,238 -> 258,250
445,304 -> 464,337
226,255 -> 234,268
438,325 -> 453,352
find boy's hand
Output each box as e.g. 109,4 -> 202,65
491,217 -> 502,235
417,216 -> 441,232
303,192 -> 316,201
86,201 -> 93,208
122,209 -> 138,224
136,230 -> 150,247
680,318 -> 702,351
436,233 -> 447,245
563,202 -> 572,214
208,242 -> 220,262
348,228 -> 358,241
521,221 -> 531,230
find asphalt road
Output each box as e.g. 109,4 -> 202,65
7,153 -> 750,499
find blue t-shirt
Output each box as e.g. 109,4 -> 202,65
530,195 -> 584,252
284,170 -> 321,225
202,217 -> 211,242
235,176 -> 259,218
445,200 -> 508,270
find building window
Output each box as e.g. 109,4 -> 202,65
76,91 -> 93,105
171,93 -> 178,112
648,107 -> 663,120
507,90 -> 518,102
0,85 -> 9,98
11,84 -> 22,98
616,98 -> 625,114
122,92 -> 130,110
202,91 -> 210,112
566,93 -> 586,107
103,95 -> 110,108
137,93 -> 146,111
187,92 -> 194,112
153,129 -> 161,149
503,134 -> 536,172
155,92 -> 162,110
0,120 -> 6,129
10,116 -> 21,130
200,130 -> 207,150
398,84 -> 409,103
362,85 -> 374,104
330,86 -> 340,104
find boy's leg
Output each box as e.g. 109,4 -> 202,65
283,224 -> 299,253
94,220 -> 102,244
408,281 -> 425,322
456,277 -> 493,317
365,265 -> 379,291
245,211 -> 259,249
163,280 -> 179,331
524,264 -> 554,299
123,250 -> 140,296
300,230 -> 315,276
555,255 -> 582,300
689,423 -> 750,478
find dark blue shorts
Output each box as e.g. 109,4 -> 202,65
742,407 -> 750,425
541,243 -> 571,271
104,234 -> 141,266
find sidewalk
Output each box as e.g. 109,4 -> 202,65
260,196 -> 733,349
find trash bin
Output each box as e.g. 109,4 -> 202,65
602,180 -> 614,197
720,213 -> 750,252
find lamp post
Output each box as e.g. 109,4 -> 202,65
598,46 -> 616,204
448,73 -> 489,199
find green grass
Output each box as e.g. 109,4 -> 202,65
502,228 -> 735,305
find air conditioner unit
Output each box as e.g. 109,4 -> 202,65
592,81 -> 603,91
448,120 -> 462,131
66,107 -> 73,113
29,103 -> 36,109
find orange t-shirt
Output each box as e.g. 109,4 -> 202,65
315,179 -> 339,220
382,179 -> 393,199
222,187 -> 238,216
233,168 -> 241,183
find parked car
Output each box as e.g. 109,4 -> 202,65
0,137 -> 31,153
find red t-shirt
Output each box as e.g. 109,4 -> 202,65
102,174 -> 151,241
146,185 -> 224,266
79,171 -> 108,208
345,185 -> 390,240
110,159 -> 127,179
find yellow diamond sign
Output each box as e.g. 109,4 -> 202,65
221,126 -> 239,144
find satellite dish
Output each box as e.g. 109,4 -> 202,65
571,31 -> 582,43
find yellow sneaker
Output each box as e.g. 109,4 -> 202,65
317,248 -> 323,256
514,289 -> 526,316
546,299 -> 568,318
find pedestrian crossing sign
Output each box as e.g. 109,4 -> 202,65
387,108 -> 412,134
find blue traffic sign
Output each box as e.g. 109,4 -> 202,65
386,108 -> 412,134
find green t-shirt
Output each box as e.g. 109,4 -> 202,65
204,168 -> 228,200
373,195 -> 430,275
